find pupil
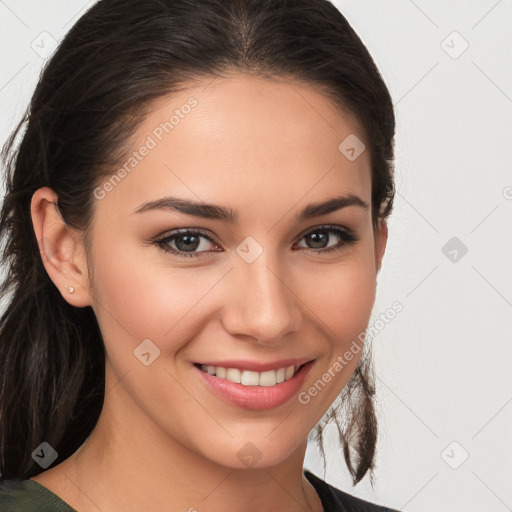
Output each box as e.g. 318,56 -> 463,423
177,235 -> 199,252
307,232 -> 327,249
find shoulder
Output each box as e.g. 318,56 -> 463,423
0,478 -> 77,512
304,470 -> 402,512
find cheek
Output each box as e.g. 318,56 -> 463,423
295,255 -> 376,415
331,265 -> 376,345
89,235 -> 221,353
304,250 -> 377,346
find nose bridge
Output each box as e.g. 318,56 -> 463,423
222,240 -> 302,343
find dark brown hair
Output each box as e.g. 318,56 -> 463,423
0,0 -> 395,485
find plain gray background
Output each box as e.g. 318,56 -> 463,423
0,1 -> 511,511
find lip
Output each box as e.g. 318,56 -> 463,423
194,359 -> 315,411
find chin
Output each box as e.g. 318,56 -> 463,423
195,429 -> 307,470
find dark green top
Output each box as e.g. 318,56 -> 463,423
0,478 -> 76,511
0,470 -> 400,511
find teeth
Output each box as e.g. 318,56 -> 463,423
200,364 -> 301,386
285,366 -> 295,380
259,370 -> 277,386
225,368 -> 241,384
241,370 -> 259,386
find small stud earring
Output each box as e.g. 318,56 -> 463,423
66,285 -> 75,294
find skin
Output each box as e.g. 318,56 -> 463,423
29,73 -> 387,512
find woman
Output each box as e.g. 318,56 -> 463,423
0,0 -> 399,510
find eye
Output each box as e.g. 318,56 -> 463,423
153,225 -> 359,259
154,228 -> 221,258
294,225 -> 359,254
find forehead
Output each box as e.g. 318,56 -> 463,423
94,74 -> 372,220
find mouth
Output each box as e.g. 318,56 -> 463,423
193,359 -> 315,410
194,362 -> 306,387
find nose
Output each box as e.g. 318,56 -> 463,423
220,253 -> 303,346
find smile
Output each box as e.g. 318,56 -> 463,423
194,360 -> 315,410
198,364 -> 301,387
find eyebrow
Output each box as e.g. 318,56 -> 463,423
132,194 -> 368,223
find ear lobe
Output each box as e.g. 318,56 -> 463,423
30,187 -> 92,307
374,218 -> 388,274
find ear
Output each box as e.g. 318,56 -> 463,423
374,218 -> 388,274
30,187 -> 92,307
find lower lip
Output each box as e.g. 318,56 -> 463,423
194,361 -> 314,411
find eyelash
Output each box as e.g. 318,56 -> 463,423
153,225 -> 359,259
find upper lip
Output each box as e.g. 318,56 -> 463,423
195,357 -> 314,372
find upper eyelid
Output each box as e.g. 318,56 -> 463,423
155,224 -> 355,247
155,228 -> 219,244
296,224 -> 354,237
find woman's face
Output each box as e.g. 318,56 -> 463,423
83,74 -> 387,468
